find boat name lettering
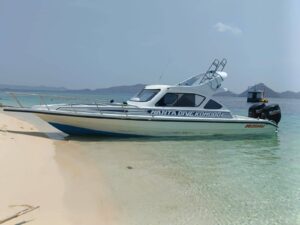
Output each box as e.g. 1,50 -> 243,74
149,110 -> 228,118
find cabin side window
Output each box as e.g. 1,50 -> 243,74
204,99 -> 222,109
156,93 -> 205,107
130,89 -> 160,102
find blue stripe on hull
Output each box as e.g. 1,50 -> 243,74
48,122 -> 142,137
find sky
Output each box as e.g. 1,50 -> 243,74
0,0 -> 299,92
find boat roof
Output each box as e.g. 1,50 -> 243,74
144,84 -> 171,89
126,59 -> 231,109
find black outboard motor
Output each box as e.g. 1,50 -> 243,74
261,104 -> 281,124
248,103 -> 266,118
248,103 -> 281,125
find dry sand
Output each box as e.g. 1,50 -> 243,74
0,110 -> 120,225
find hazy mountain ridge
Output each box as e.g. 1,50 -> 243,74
238,83 -> 281,98
213,83 -> 300,98
0,83 -> 299,98
0,84 -> 68,92
279,91 -> 300,98
0,83 -> 146,94
213,90 -> 238,97
94,84 -> 145,94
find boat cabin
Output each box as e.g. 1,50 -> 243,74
127,85 -> 225,111
126,58 -> 232,119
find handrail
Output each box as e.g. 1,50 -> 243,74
219,58 -> 227,71
6,92 -> 78,100
199,58 -> 227,84
6,92 -> 139,115
177,58 -> 227,86
7,92 -> 110,105
9,92 -> 24,108
40,95 -> 50,110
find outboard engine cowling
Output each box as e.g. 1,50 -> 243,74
248,103 -> 281,125
261,104 -> 281,124
248,103 -> 266,118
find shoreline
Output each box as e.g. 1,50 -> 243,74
0,109 -> 120,225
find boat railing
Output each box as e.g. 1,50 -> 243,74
8,92 -> 77,109
177,58 -> 227,86
199,58 -> 227,84
6,92 -> 136,114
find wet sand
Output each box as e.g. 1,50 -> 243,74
0,109 -> 120,225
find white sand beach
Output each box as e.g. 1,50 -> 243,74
0,109 -> 120,225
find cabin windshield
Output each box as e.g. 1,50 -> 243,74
130,89 -> 160,102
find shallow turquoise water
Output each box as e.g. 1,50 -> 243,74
1,92 -> 300,224
66,114 -> 299,224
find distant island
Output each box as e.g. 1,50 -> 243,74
215,83 -> 300,99
0,83 -> 146,94
0,83 -> 299,99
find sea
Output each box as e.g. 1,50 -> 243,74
1,91 -> 300,225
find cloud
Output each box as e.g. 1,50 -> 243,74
214,22 -> 242,35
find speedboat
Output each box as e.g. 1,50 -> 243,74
4,59 -> 281,137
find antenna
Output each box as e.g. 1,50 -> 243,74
158,59 -> 171,82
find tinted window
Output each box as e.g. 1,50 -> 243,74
204,99 -> 222,109
130,89 -> 160,102
174,94 -> 195,107
156,93 -> 205,107
163,93 -> 178,105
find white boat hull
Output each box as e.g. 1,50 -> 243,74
32,111 -> 277,137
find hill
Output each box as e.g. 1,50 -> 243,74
0,83 -> 145,94
93,84 -> 145,94
0,83 -> 299,99
280,91 -> 300,98
239,83 -> 280,98
213,90 -> 238,97
0,84 -> 68,92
